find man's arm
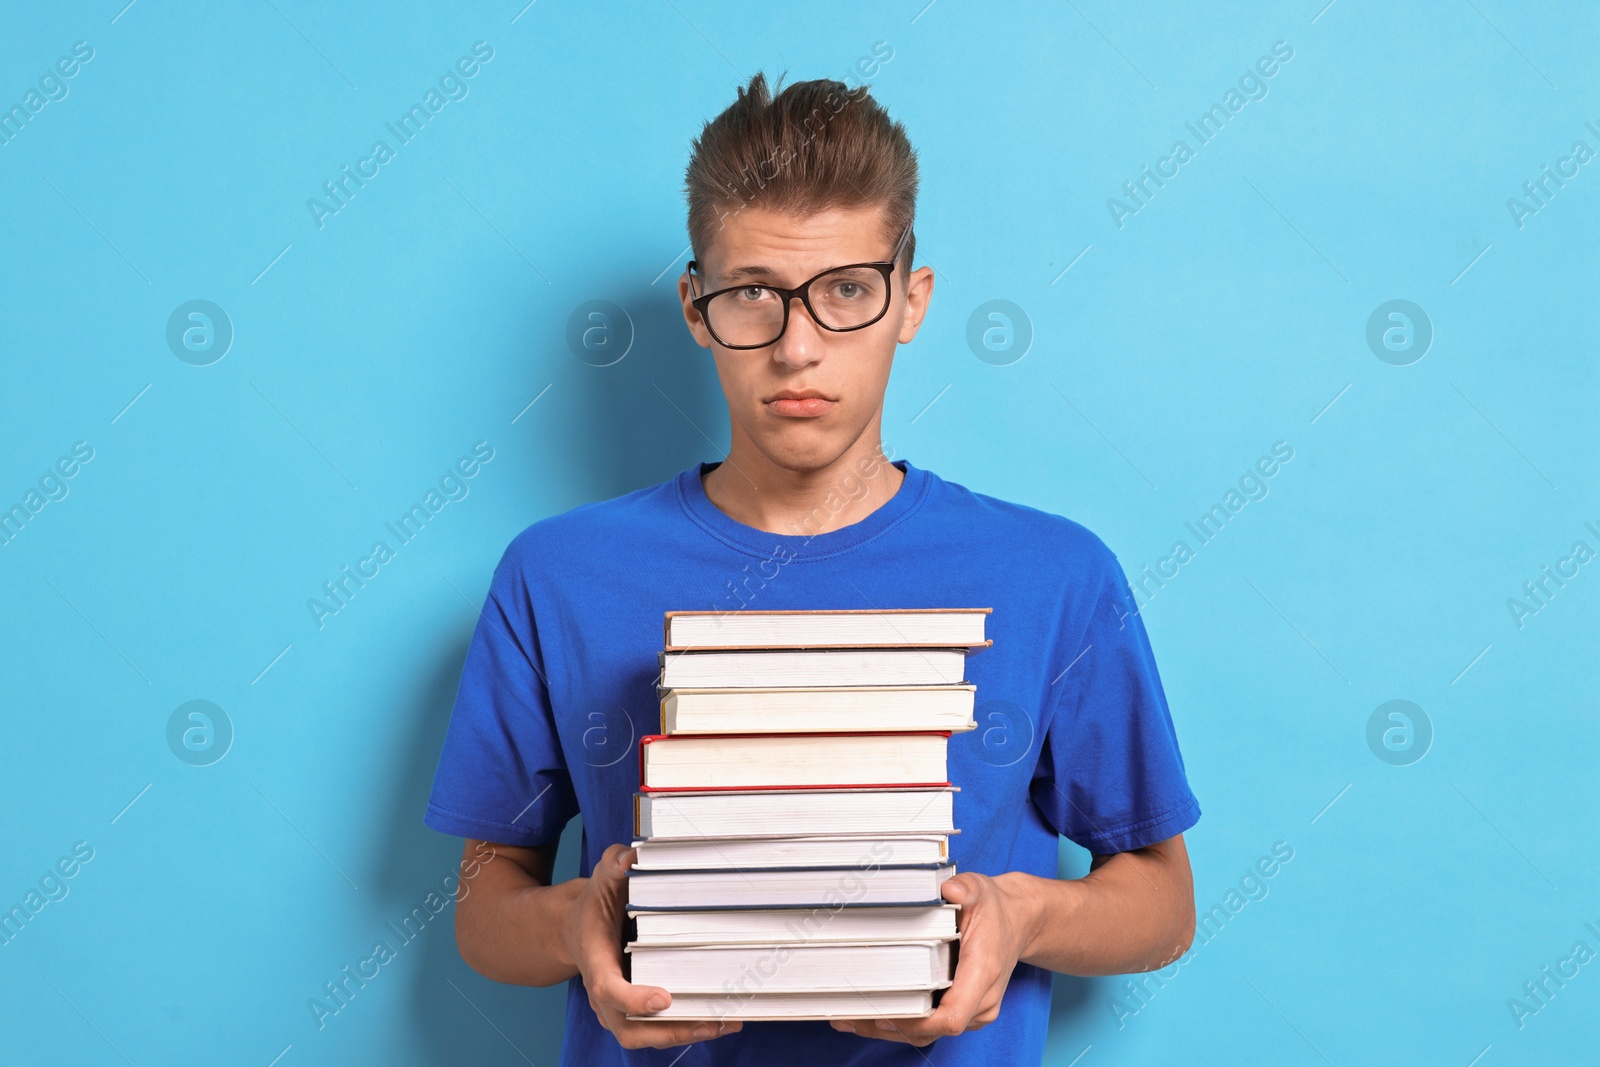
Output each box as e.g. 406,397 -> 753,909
454,838 -> 742,1049
453,840 -> 574,986
1019,832 -> 1195,974
831,833 -> 1195,1045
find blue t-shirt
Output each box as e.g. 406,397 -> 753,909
425,458 -> 1201,1066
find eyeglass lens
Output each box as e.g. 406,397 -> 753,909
705,266 -> 889,348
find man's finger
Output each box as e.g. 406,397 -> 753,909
829,1018 -> 925,1045
591,967 -> 675,1018
592,842 -> 637,883
833,982 -> 981,1046
933,951 -> 989,1016
961,978 -> 1008,1031
887,965 -> 988,1042
609,1017 -> 744,1050
939,871 -> 982,905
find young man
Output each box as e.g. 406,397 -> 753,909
426,74 -> 1200,1064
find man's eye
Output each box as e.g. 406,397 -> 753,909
736,287 -> 769,302
834,282 -> 862,299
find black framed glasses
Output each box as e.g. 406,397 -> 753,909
687,222 -> 913,350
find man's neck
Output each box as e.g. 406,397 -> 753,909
701,437 -> 905,538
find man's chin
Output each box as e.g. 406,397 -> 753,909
751,439 -> 863,478
739,406 -> 874,467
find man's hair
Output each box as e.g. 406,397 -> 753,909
684,72 -> 919,278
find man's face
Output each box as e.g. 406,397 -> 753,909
678,204 -> 934,474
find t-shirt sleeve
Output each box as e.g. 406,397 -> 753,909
1029,551 -> 1201,855
424,546 -> 580,848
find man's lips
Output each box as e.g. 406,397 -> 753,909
767,396 -> 835,417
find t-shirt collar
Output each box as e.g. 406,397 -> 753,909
677,456 -> 928,560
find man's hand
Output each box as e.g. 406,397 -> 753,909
829,870 -> 1038,1046
827,834 -> 1196,1047
563,842 -> 743,1050
453,837 -> 741,1051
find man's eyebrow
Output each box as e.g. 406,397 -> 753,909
720,264 -> 777,282
717,261 -> 876,284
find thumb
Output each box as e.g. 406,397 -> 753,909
940,876 -> 973,904
592,962 -> 673,1016
585,936 -> 675,1017
593,843 -> 637,885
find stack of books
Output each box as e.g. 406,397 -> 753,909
624,608 -> 991,1022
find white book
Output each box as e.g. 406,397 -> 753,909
627,988 -> 937,1021
626,939 -> 955,994
663,608 -> 990,650
627,864 -> 955,910
631,835 -> 947,871
658,648 -> 969,689
635,788 -> 956,840
640,733 -> 947,791
629,904 -> 959,946
661,685 -> 976,735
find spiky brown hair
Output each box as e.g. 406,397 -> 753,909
684,72 -> 919,278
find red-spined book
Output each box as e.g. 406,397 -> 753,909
637,732 -> 952,792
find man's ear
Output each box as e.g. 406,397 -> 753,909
896,265 -> 936,345
678,271 -> 714,349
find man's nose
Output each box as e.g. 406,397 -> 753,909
772,293 -> 823,365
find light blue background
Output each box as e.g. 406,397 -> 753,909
2,2 -> 1596,1064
